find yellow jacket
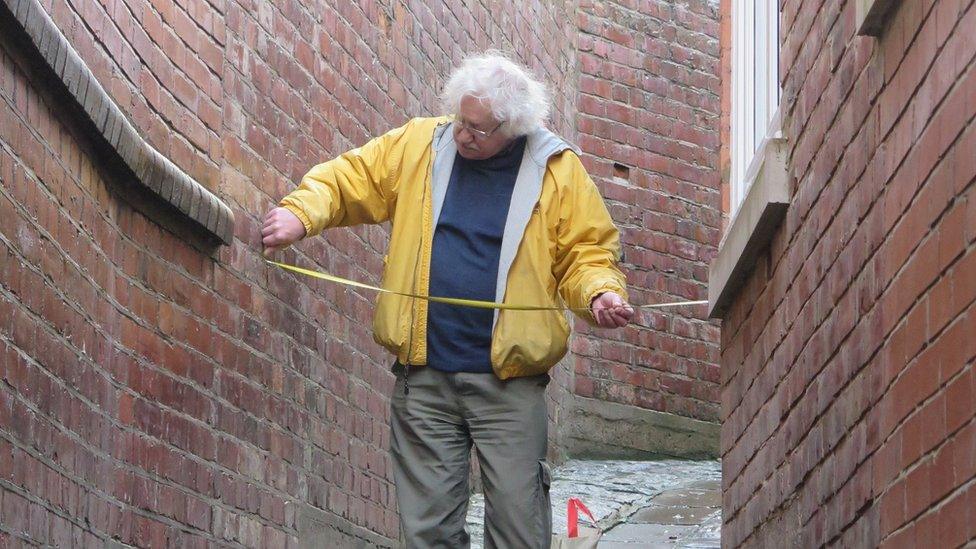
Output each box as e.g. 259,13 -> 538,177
280,117 -> 627,379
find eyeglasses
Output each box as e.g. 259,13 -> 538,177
452,115 -> 504,140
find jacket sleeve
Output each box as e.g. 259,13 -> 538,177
278,119 -> 415,236
551,151 -> 629,324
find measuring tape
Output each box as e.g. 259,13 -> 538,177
266,260 -> 708,312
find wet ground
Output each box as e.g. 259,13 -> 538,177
466,459 -> 722,548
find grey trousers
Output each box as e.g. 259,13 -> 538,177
390,363 -> 552,549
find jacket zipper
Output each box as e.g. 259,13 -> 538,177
402,123 -> 444,396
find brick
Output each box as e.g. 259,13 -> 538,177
720,0 -> 976,544
0,0 -> 725,545
107,114 -> 127,150
182,177 -> 201,217
912,508 -> 941,549
116,124 -> 141,171
37,16 -> 57,65
60,48 -> 82,98
10,0 -> 28,21
937,487 -> 972,548
81,75 -> 104,128
23,0 -> 45,45
945,367 -> 974,433
52,35 -> 69,77
91,90 -> 112,134
197,191 -> 215,233
157,159 -> 177,203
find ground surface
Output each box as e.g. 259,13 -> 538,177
465,459 -> 722,548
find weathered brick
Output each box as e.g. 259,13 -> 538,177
720,0 -> 976,545
574,0 -> 721,422
0,0 -> 724,545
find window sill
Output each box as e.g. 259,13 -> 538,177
708,137 -> 789,319
856,0 -> 902,36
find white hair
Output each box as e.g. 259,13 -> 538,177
440,51 -> 551,137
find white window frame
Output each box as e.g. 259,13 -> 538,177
731,0 -> 782,214
709,1 -> 789,318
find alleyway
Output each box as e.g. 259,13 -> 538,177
467,460 -> 721,548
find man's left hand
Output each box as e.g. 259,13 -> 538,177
591,292 -> 635,328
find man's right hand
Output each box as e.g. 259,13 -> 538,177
262,207 -> 307,255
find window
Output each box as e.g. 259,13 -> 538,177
708,0 -> 788,318
731,0 -> 781,212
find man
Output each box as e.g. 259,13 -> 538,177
262,52 -> 633,548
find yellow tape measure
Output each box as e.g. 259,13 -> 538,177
266,260 -> 708,312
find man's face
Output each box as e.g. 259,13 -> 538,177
453,95 -> 513,160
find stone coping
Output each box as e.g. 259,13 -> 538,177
3,0 -> 234,245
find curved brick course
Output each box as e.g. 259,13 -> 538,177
3,0 -> 234,245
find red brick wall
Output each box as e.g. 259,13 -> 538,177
571,0 -> 723,422
720,1 -> 976,546
0,0 -> 578,545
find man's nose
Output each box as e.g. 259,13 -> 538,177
456,129 -> 474,146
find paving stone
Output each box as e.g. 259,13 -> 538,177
630,505 -> 716,525
684,480 -> 720,492
677,539 -> 720,548
466,459 -> 721,549
674,509 -> 721,548
650,489 -> 719,509
602,523 -> 697,543
597,541 -> 677,549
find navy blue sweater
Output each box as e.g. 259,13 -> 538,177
426,137 -> 528,373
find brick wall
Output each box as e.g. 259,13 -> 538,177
0,0 -> 578,545
571,0 -> 723,423
720,1 -> 976,546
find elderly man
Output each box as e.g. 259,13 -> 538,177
262,52 -> 633,548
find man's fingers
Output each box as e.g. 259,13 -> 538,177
262,245 -> 279,257
264,233 -> 291,248
615,304 -> 634,321
604,308 -> 624,327
594,295 -> 634,328
592,293 -> 620,328
611,309 -> 630,327
594,307 -> 608,327
261,207 -> 304,258
596,307 -> 622,328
